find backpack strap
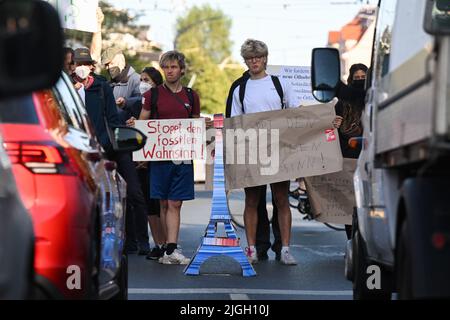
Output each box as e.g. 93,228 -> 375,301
150,86 -> 159,119
226,74 -> 248,117
183,87 -> 195,118
271,75 -> 285,109
238,76 -> 249,114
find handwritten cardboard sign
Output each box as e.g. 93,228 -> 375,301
46,0 -> 99,33
219,101 -> 343,190
304,159 -> 357,225
132,119 -> 206,161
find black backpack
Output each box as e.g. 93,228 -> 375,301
149,85 -> 195,119
225,73 -> 285,117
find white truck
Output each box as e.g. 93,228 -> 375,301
311,0 -> 450,299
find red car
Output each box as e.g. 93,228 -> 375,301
0,74 -> 133,299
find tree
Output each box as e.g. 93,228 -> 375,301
175,5 -> 244,114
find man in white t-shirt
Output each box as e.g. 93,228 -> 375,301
230,39 -> 298,265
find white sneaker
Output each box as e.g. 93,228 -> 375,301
245,247 -> 258,264
280,250 -> 297,265
159,249 -> 190,265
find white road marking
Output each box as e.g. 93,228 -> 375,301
128,288 -> 352,296
229,293 -> 250,300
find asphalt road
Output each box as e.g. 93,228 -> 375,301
128,185 -> 352,300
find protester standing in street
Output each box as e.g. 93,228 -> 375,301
74,49 -> 150,255
101,47 -> 141,124
129,51 -> 201,265
226,70 -> 282,262
230,39 -> 299,265
332,63 -> 368,240
129,66 -> 167,261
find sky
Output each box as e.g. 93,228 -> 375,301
109,0 -> 377,66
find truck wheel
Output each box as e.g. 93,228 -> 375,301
353,227 -> 392,300
396,221 -> 413,299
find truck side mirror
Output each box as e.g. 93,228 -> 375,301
112,126 -> 147,153
0,0 -> 63,99
424,0 -> 450,34
311,48 -> 341,103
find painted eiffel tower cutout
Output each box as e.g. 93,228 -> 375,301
184,114 -> 256,277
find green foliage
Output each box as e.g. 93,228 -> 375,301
99,0 -> 143,36
175,5 -> 244,115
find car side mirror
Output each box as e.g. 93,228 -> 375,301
311,48 -> 341,103
112,126 -> 147,153
0,0 -> 63,99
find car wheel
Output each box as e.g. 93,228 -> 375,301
396,220 -> 413,299
353,226 -> 392,300
112,254 -> 128,300
86,214 -> 101,300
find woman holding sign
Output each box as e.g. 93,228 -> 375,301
128,67 -> 168,260
333,63 -> 368,240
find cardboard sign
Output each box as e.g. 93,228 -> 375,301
46,0 -> 99,33
218,101 -> 342,190
304,159 -> 357,225
132,119 -> 206,161
267,65 -> 316,106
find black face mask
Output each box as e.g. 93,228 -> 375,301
351,79 -> 365,89
108,66 -> 121,80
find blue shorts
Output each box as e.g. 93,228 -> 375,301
150,161 -> 195,201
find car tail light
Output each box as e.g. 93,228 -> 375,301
3,141 -> 76,175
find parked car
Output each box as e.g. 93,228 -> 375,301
0,72 -> 143,299
0,0 -> 63,300
0,123 -> 35,299
52,73 -> 130,299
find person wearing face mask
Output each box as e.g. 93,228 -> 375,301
73,47 -> 107,82
332,63 -> 368,159
74,53 -> 151,256
332,63 -> 368,240
73,64 -> 91,105
127,67 -> 168,260
101,47 -> 141,123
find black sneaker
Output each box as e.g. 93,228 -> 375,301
146,246 -> 164,260
257,251 -> 269,261
271,244 -> 282,261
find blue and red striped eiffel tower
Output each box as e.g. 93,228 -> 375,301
184,114 -> 256,277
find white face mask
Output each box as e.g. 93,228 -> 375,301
75,65 -> 91,80
139,82 -> 152,95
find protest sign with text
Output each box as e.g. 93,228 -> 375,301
132,119 -> 206,162
219,101 -> 343,190
304,159 -> 357,225
267,65 -> 316,106
46,0 -> 99,33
